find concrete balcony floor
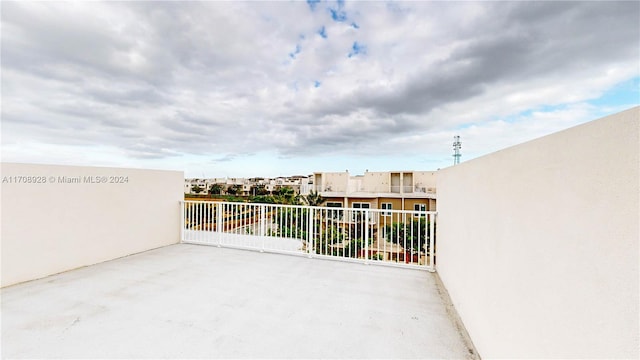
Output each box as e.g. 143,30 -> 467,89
2,244 -> 475,359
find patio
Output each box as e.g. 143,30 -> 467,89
2,244 -> 474,359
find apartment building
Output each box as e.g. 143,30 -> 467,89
184,178 -> 209,194
184,175 -> 313,196
185,171 -> 436,213
313,170 -> 437,212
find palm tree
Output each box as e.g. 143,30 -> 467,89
301,190 -> 327,254
301,190 -> 326,207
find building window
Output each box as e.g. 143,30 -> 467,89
414,203 -> 427,217
352,202 -> 370,209
381,203 -> 392,216
352,202 -> 371,222
326,202 -> 343,219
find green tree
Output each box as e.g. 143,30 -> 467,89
314,225 -> 345,256
384,218 -> 433,254
301,190 -> 326,207
251,195 -> 276,204
274,186 -> 299,205
270,207 -> 310,239
340,218 -> 374,259
226,184 -> 242,195
191,184 -> 204,194
251,184 -> 269,196
209,183 -> 223,195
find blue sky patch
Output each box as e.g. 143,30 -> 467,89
329,0 -> 347,22
314,80 -> 322,88
508,104 -> 569,123
306,0 -> 321,11
318,26 -> 327,38
588,76 -> 640,107
330,8 -> 347,22
348,41 -> 367,57
289,44 -> 301,59
351,22 -> 359,29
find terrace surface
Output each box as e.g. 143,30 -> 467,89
2,244 -> 474,359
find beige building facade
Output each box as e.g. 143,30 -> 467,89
313,170 -> 437,211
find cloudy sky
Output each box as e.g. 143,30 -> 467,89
2,1 -> 638,178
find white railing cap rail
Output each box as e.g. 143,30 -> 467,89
181,200 -> 437,215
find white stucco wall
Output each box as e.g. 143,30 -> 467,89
436,107 -> 639,359
1,163 -> 184,287
413,171 -> 437,191
320,172 -> 349,192
362,171 -> 391,192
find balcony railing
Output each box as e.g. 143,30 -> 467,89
181,201 -> 436,270
390,185 -> 424,194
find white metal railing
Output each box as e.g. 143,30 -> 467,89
181,201 -> 437,271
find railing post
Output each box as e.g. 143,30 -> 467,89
428,212 -> 436,272
180,201 -> 185,243
307,206 -> 314,258
216,202 -> 223,247
197,201 -> 202,243
259,204 -> 266,237
260,204 -> 265,252
364,209 -> 369,264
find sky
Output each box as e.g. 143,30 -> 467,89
2,1 -> 639,178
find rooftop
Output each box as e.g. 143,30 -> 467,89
1,244 -> 475,359
3,108 -> 637,359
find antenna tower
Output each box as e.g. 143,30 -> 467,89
453,135 -> 462,165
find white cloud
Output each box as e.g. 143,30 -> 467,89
1,1 -> 638,176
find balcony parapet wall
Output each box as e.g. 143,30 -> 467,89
436,107 -> 639,359
1,163 -> 184,287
